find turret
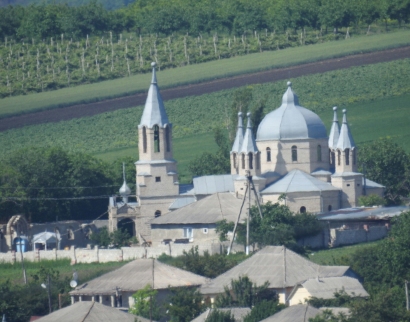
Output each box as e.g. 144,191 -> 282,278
335,109 -> 356,173
238,112 -> 260,176
328,106 -> 340,171
119,163 -> 131,203
230,112 -> 244,174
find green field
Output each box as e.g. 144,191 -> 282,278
0,259 -> 128,285
1,30 -> 410,119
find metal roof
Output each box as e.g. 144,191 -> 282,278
151,192 -> 249,225
239,113 -> 259,154
191,174 -> 237,195
335,109 -> 355,150
261,170 -> 340,194
70,259 -> 208,296
231,112 -> 244,153
169,196 -> 197,210
138,63 -> 169,129
296,276 -> 368,299
256,82 -> 327,141
260,304 -> 320,322
34,301 -> 150,322
328,107 -> 340,150
192,308 -> 251,322
32,231 -> 58,243
200,246 -> 350,294
319,205 -> 409,221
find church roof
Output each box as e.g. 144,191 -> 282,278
257,82 -> 327,141
231,112 -> 244,153
139,62 -> 169,129
239,112 -> 259,154
260,170 -> 339,194
336,109 -> 355,150
70,259 -> 207,296
328,106 -> 340,150
35,301 -> 150,322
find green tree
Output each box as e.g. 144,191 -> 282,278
166,287 -> 204,322
358,138 -> 410,204
129,284 -> 160,320
243,299 -> 285,322
90,227 -> 131,248
206,310 -> 235,322
358,194 -> 386,207
309,309 -> 349,322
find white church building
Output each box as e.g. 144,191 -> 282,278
108,63 -> 384,244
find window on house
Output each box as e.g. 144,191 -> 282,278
155,176 -> 161,182
165,126 -> 170,152
249,153 -> 253,169
330,150 -> 335,165
300,206 -> 306,213
183,227 -> 193,238
347,184 -> 350,187
155,210 -> 161,218
266,148 -> 271,162
256,153 -> 260,170
317,145 -> 322,162
328,205 -> 332,211
345,149 -> 350,165
142,127 -> 147,153
203,228 -> 208,234
337,150 -> 341,166
242,154 -> 245,169
233,153 -> 237,168
154,125 -> 160,153
291,146 -> 297,162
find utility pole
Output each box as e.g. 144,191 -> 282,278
406,280 -> 409,311
47,274 -> 52,314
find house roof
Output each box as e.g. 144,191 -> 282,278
191,308 -> 251,322
260,304 -> 320,322
291,276 -> 369,300
152,192 -> 250,225
34,301 -> 150,322
70,259 -> 208,296
189,174 -> 237,195
261,170 -> 339,194
200,246 -> 349,294
32,231 -> 58,243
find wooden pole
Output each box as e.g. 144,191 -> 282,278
406,280 -> 409,311
246,171 -> 251,255
227,184 -> 248,255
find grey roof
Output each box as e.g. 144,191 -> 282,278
364,178 -> 384,188
260,304 -> 320,322
200,246 -> 350,294
328,107 -> 340,150
32,231 -> 58,243
256,82 -> 327,141
138,62 -> 169,129
239,112 -> 259,154
35,301 -> 150,322
151,192 -> 248,225
231,112 -> 244,153
297,276 -> 368,299
70,259 -> 208,296
191,174 -> 237,195
169,196 -> 197,210
261,170 -> 339,194
311,169 -> 332,176
192,308 -> 251,322
335,109 -> 355,150
319,205 -> 409,221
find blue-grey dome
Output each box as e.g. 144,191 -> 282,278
256,82 -> 327,141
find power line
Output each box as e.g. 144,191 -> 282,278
0,185 -> 125,190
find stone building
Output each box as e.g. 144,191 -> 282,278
108,63 -> 384,244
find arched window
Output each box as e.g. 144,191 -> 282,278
353,149 -> 356,165
266,147 -> 271,162
256,153 -> 260,170
291,146 -> 297,162
155,210 -> 161,218
330,150 -> 335,165
345,149 -> 350,165
249,153 -> 253,169
300,206 -> 306,213
142,127 -> 147,153
337,150 -> 341,166
317,145 -> 322,162
233,153 -> 237,168
154,125 -> 160,153
328,205 -> 332,212
165,125 -> 170,152
241,154 -> 245,169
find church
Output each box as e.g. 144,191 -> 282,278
108,62 -> 384,244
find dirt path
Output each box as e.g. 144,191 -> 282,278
1,46 -> 409,132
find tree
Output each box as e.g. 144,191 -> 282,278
358,194 -> 386,207
309,309 -> 349,322
206,310 -> 235,322
358,138 -> 410,204
90,227 -> 132,248
166,287 -> 205,322
243,299 -> 285,322
129,284 -> 160,320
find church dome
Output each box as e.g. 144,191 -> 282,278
256,82 -> 327,141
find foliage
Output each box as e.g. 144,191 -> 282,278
358,194 -> 386,207
129,284 -> 160,320
218,202 -> 322,254
157,246 -> 248,278
205,310 -> 235,322
243,299 -> 285,322
309,309 -> 349,322
166,287 -> 205,322
0,146 -> 117,223
307,290 -> 354,308
358,138 -> 410,204
90,227 -> 132,248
